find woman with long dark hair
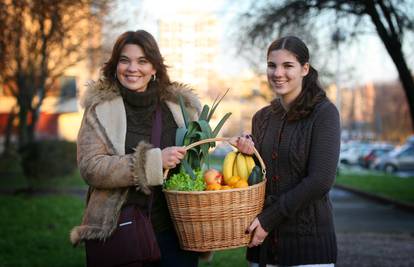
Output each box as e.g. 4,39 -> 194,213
241,36 -> 340,266
70,30 -> 201,267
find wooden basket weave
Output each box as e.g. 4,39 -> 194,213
163,137 -> 266,252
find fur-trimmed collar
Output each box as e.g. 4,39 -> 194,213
81,77 -> 202,113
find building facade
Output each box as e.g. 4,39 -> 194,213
158,12 -> 219,95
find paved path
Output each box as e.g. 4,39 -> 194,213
331,188 -> 414,267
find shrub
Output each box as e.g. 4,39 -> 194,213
21,140 -> 77,179
0,150 -> 24,179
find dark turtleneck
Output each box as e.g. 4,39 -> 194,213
120,81 -> 160,153
119,81 -> 178,233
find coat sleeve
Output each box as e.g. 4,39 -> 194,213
77,107 -> 163,195
257,103 -> 341,232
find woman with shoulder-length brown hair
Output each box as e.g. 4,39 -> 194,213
70,30 -> 201,267
238,36 -> 340,267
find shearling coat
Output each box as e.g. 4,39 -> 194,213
70,78 -> 201,245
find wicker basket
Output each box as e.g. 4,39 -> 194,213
163,137 -> 266,252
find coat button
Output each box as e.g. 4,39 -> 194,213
272,152 -> 278,159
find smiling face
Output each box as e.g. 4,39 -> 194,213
267,49 -> 309,106
116,44 -> 156,92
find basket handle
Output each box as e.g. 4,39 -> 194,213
163,137 -> 266,179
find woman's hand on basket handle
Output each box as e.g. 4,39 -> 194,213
246,217 -> 268,247
229,135 -> 255,155
161,146 -> 186,169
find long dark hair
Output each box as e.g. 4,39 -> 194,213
102,30 -> 171,90
267,36 -> 326,121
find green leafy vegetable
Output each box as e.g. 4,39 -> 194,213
164,170 -> 206,191
174,89 -> 232,177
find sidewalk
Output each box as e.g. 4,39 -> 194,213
336,232 -> 414,267
331,187 -> 414,267
335,183 -> 414,212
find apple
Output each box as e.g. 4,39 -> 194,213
203,169 -> 223,185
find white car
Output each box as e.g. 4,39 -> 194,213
373,144 -> 414,173
339,143 -> 372,165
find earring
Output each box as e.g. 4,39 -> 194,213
152,74 -> 156,81
114,73 -> 117,80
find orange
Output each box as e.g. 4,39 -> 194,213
220,185 -> 232,190
206,183 -> 221,191
226,176 -> 241,187
234,180 -> 249,188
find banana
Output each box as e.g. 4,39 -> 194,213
245,155 -> 256,176
222,151 -> 237,181
233,159 -> 238,177
236,153 -> 249,181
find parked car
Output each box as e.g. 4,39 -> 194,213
373,144 -> 414,173
339,143 -> 372,165
407,135 -> 414,144
358,145 -> 394,169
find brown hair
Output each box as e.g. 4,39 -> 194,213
267,36 -> 326,121
102,30 -> 171,89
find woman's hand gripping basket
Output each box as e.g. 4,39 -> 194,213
163,137 -> 266,252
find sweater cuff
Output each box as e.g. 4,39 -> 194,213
145,148 -> 164,186
258,201 -> 284,233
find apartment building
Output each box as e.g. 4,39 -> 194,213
158,12 -> 219,95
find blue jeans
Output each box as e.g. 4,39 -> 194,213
153,229 -> 199,267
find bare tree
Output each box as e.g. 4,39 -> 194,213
237,0 -> 414,129
0,0 -> 113,153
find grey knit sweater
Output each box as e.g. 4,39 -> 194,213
246,98 -> 340,266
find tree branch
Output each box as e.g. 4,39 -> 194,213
376,0 -> 399,41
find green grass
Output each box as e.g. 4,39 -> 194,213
12,161 -> 414,266
0,194 -> 249,267
199,248 -> 248,267
336,172 -> 414,204
0,164 -> 248,267
0,195 -> 85,267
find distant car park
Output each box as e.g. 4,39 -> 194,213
358,145 -> 394,169
339,143 -> 373,165
373,144 -> 414,173
406,135 -> 414,144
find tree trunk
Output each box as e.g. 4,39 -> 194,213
366,2 -> 414,130
28,109 -> 38,144
375,32 -> 414,130
2,106 -> 17,156
389,52 -> 414,130
17,105 -> 29,151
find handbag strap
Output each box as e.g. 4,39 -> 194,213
147,104 -> 162,216
150,104 -> 162,148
